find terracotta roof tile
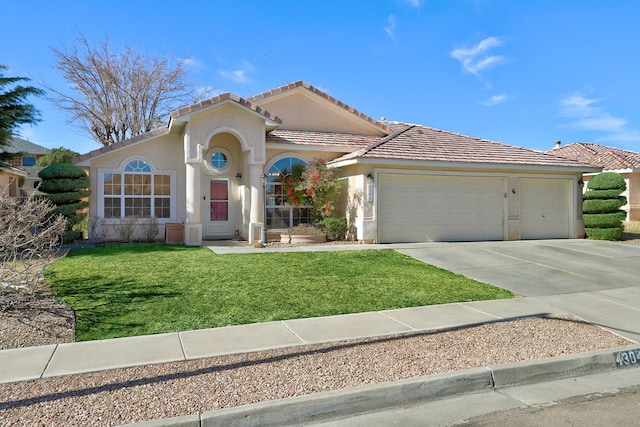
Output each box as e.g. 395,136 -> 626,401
267,129 -> 378,148
73,126 -> 170,164
335,122 -> 595,168
170,92 -> 283,124
550,142 -> 640,169
247,81 -> 390,133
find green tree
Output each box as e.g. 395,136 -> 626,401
583,172 -> 627,240
36,147 -> 80,166
38,163 -> 90,242
0,65 -> 44,164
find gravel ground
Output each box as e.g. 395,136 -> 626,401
0,315 -> 631,426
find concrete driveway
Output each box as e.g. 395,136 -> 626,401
393,239 -> 640,297
394,239 -> 640,344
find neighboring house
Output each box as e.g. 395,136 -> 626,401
74,81 -> 599,245
550,142 -> 640,221
0,163 -> 28,197
3,137 -> 51,195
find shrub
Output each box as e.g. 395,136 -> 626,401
582,197 -> 626,214
583,212 -> 627,228
0,192 -> 66,311
38,164 -> 90,243
282,158 -> 346,220
324,217 -> 347,240
584,227 -> 623,241
586,172 -> 626,190
582,172 -> 626,240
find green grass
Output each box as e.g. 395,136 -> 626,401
46,243 -> 513,341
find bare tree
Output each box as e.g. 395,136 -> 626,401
48,35 -> 207,146
0,190 -> 66,311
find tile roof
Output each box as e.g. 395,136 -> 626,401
170,92 -> 282,124
247,81 -> 390,133
334,123 -> 595,168
4,137 -> 50,155
267,129 -> 378,148
550,142 -> 640,169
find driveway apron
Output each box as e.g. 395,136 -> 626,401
394,240 -> 640,297
394,239 -> 640,343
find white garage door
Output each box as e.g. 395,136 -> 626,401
520,178 -> 571,239
378,174 -> 505,243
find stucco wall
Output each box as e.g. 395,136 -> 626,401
254,90 -> 386,136
87,134 -> 185,241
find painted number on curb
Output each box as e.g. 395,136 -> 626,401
614,349 -> 640,368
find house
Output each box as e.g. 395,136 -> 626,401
0,163 -> 28,197
550,141 -> 640,221
74,81 -> 599,245
3,137 -> 51,195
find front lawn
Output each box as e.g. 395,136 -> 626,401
46,244 -> 513,341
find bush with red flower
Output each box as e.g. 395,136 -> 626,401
282,158 -> 345,220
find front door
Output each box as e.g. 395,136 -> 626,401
204,177 -> 233,239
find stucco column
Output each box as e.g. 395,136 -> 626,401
248,163 -> 264,243
185,161 -> 202,245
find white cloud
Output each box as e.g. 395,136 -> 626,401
559,92 -> 626,133
559,92 -> 640,143
480,94 -> 508,106
179,57 -> 204,70
405,0 -> 423,7
218,61 -> 255,84
384,15 -> 397,40
451,36 -> 506,76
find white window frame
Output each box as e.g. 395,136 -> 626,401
97,156 -> 176,222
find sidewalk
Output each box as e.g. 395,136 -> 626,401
1,296 -> 570,384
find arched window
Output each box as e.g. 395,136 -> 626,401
265,156 -> 311,228
102,159 -> 172,219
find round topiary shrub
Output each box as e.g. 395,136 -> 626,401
582,172 -> 626,240
38,163 -> 90,243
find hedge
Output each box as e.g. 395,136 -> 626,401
583,189 -> 628,200
39,176 -> 91,193
582,197 -> 626,214
584,227 -> 623,241
583,212 -> 627,228
42,190 -> 91,205
38,163 -> 88,179
324,217 -> 348,240
586,171 -> 626,191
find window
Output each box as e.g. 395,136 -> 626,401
210,151 -> 228,169
265,157 -> 311,228
21,156 -> 36,166
102,159 -> 172,219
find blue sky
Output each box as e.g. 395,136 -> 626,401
3,0 -> 640,155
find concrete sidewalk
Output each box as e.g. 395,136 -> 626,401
0,297 -> 567,384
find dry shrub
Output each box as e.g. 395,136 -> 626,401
0,191 -> 66,311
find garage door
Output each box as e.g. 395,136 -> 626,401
378,174 -> 505,243
520,178 -> 571,239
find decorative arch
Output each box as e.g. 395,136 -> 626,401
264,154 -> 312,229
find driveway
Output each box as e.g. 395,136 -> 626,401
393,239 -> 640,343
392,239 -> 640,297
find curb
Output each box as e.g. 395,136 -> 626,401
121,345 -> 639,427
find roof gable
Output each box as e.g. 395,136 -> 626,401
4,137 -> 50,155
550,142 -> 640,170
170,92 -> 282,125
248,81 -> 389,136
